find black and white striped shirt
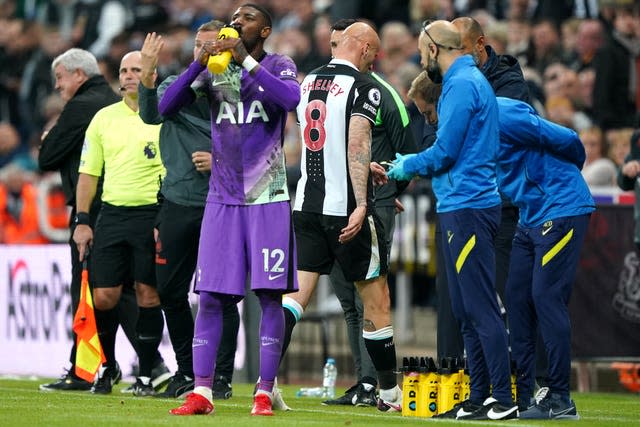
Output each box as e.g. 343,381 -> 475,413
294,59 -> 381,216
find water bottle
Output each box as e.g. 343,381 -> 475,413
207,26 -> 239,74
322,358 -> 337,399
296,386 -> 323,397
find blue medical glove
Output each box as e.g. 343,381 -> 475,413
387,152 -> 416,181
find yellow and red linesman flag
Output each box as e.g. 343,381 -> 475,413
72,268 -> 105,382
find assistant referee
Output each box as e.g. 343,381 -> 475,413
73,51 -> 165,396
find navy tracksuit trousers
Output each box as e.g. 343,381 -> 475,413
505,214 -> 590,406
439,205 -> 513,406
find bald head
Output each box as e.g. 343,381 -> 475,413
120,50 -> 142,71
343,22 -> 381,50
452,17 -> 483,42
452,16 -> 487,65
119,51 -> 147,103
334,22 -> 380,72
423,20 -> 462,50
418,20 -> 463,80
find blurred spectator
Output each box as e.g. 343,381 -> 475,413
617,129 -> 640,249
505,18 -> 531,59
0,161 -> 48,243
167,0 -> 219,30
388,62 -> 423,146
525,18 -> 565,75
607,127 -> 634,167
574,0 -> 600,19
267,27 -> 316,74
0,121 -> 22,168
542,62 -> 588,109
208,0 -> 237,21
533,0 -> 574,27
274,0 -> 317,37
378,21 -> 415,78
35,0 -> 80,42
566,18 -> 605,72
18,25 -> 72,143
0,0 -> 16,19
11,0 -> 45,20
545,95 -> 592,132
506,0 -> 536,21
580,126 -> 617,187
410,0 -> 455,23
97,31 -> 131,88
521,65 -> 546,113
333,0 -> 411,30
576,67 -> 597,117
542,61 -> 567,93
468,8 -> 498,29
154,25 -> 192,81
560,17 -> 581,57
307,13 -> 333,70
127,0 -> 170,35
591,2 -> 640,131
0,17 -> 40,129
73,0 -> 128,58
484,20 -> 508,54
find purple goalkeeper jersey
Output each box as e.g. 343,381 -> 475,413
159,54 -> 300,205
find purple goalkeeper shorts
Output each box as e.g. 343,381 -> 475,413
195,201 -> 298,296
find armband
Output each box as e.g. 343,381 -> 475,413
74,212 -> 91,226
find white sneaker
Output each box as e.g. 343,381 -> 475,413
377,385 -> 402,412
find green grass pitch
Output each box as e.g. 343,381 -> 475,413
0,379 -> 638,426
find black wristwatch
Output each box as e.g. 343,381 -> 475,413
74,212 -> 91,226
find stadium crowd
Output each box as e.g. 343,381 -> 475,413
1,0 -> 639,419
1,0 -> 639,245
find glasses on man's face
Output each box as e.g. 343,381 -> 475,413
421,20 -> 461,50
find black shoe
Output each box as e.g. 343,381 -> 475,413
131,378 -> 156,397
462,397 -> 518,420
150,360 -> 172,390
322,383 -> 377,406
434,399 -> 481,419
322,383 -> 359,405
354,384 -> 377,407
212,375 -> 232,399
155,372 -> 194,399
519,389 -> 579,420
39,369 -> 92,392
123,359 -> 172,393
91,363 -> 122,394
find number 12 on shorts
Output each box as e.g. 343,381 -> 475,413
262,248 -> 285,273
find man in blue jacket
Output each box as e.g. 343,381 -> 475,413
388,20 -> 515,420
428,16 -> 531,367
496,97 -> 594,419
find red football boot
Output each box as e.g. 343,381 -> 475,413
170,392 -> 214,415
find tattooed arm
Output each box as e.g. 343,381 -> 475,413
339,115 -> 372,244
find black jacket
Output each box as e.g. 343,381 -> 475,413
481,45 -> 530,104
592,32 -> 638,131
481,45 -> 530,207
38,75 -> 119,207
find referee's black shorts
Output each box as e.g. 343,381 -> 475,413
293,210 -> 388,282
91,202 -> 159,288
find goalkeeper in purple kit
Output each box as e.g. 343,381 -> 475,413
158,3 -> 300,416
